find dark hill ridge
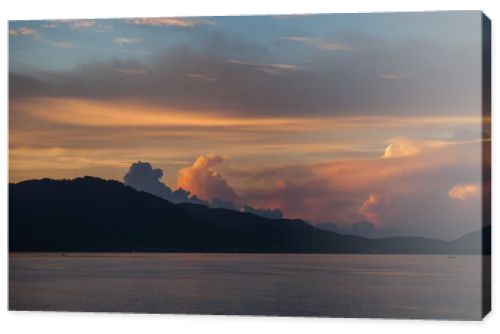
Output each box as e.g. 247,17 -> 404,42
9,177 -> 488,254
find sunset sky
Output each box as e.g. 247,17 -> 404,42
9,11 -> 486,239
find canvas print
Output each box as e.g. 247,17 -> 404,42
9,11 -> 491,320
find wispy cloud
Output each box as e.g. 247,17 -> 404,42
380,72 -> 412,80
114,37 -> 141,46
46,40 -> 74,48
10,27 -> 73,48
128,17 -> 215,27
41,23 -> 57,29
226,59 -> 307,75
9,27 -> 38,36
115,68 -> 148,75
67,19 -> 95,29
41,20 -> 113,33
282,36 -> 354,51
187,73 -> 217,82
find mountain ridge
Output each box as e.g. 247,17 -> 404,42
9,177 -> 488,254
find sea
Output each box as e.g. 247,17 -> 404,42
9,253 -> 485,320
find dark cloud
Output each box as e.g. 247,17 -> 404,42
9,29 -> 480,117
242,205 -> 283,220
123,161 -> 191,203
211,198 -> 238,210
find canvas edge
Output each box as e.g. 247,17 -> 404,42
481,11 -> 492,320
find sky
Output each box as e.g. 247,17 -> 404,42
9,11 -> 487,239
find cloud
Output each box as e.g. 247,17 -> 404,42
115,68 -> 148,75
233,138 -> 483,239
8,29 -> 480,118
448,184 -> 480,200
9,27 -> 38,36
46,40 -> 74,48
242,205 -> 283,220
67,19 -> 95,29
226,59 -> 307,75
123,161 -> 210,206
382,137 -> 447,158
177,154 -> 238,203
123,161 -> 284,220
187,73 -> 217,82
380,72 -> 411,80
281,36 -> 354,51
128,17 -> 215,27
40,20 -> 112,32
42,23 -> 58,29
114,37 -> 141,45
124,161 -> 178,200
211,198 -> 237,210
9,26 -> 74,48
358,193 -> 383,225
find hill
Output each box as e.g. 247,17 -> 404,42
8,177 -> 488,254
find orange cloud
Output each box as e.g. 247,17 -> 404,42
358,193 -> 383,225
177,154 -> 238,203
448,184 -> 480,200
13,98 -> 303,128
382,137 -> 448,158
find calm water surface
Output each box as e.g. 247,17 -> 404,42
9,253 -> 483,319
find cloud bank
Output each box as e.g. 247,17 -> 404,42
9,26 -> 480,118
232,138 -> 483,239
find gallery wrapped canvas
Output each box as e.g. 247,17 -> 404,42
8,11 -> 491,320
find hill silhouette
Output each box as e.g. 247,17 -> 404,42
9,177 -> 488,254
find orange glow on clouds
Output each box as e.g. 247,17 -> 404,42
177,154 -> 238,202
448,184 -> 480,200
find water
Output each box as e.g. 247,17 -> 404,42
9,253 -> 484,320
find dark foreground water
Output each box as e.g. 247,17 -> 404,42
9,253 -> 484,319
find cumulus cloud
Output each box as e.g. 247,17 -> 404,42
177,154 -> 238,203
123,161 -> 210,206
123,160 -> 283,220
448,184 -> 480,200
124,161 -> 182,201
